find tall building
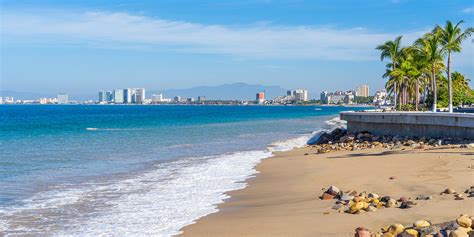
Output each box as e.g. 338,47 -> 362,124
174,96 -> 181,102
256,92 -> 265,104
123,88 -> 133,104
356,85 -> 370,97
106,91 -> 113,103
57,93 -> 69,104
113,89 -> 124,104
293,89 -> 308,102
198,96 -> 206,102
320,91 -> 329,104
132,88 -> 145,104
98,91 -> 107,103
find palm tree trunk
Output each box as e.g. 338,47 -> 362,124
416,78 -> 419,111
447,51 -> 453,113
394,82 -> 398,110
432,66 -> 437,112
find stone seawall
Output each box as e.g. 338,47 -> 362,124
340,112 -> 474,139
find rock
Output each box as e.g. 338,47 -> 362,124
398,229 -> 419,237
321,193 -> 334,200
443,188 -> 456,194
304,153 -> 309,156
354,227 -> 371,237
339,135 -> 355,143
349,202 -> 365,214
331,204 -> 343,210
416,195 -> 433,200
389,176 -> 397,180
388,223 -> 405,235
454,194 -> 465,200
449,229 -> 468,237
326,185 -> 340,196
340,193 -> 354,201
416,226 -> 440,236
414,220 -> 431,228
457,215 -> 472,228
381,233 -> 394,237
365,206 -> 377,212
400,201 -> 417,209
385,198 -> 397,208
368,193 -> 380,199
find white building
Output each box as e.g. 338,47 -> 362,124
113,89 -> 124,104
294,89 -> 308,102
373,90 -> 388,105
57,93 -> 69,104
152,94 -> 164,103
321,91 -> 355,104
356,85 -> 370,97
3,97 -> 14,104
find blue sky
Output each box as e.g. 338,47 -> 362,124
1,0 -> 473,99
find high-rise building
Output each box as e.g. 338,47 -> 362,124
106,91 -> 113,103
256,92 -> 265,104
174,96 -> 181,102
198,96 -> 206,102
98,91 -> 107,103
113,89 -> 124,104
123,88 -> 133,104
356,85 -> 370,97
293,89 -> 309,102
320,91 -> 329,104
57,93 -> 69,104
132,88 -> 145,104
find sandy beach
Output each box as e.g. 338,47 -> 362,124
180,145 -> 474,236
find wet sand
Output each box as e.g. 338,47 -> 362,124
180,146 -> 474,237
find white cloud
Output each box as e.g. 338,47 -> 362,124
462,7 -> 474,14
0,10 -> 471,64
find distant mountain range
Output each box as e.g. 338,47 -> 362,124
156,83 -> 288,101
1,83 -> 291,101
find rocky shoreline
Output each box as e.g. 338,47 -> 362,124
309,128 -> 474,237
307,128 -> 474,154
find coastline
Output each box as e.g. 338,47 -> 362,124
179,145 -> 474,236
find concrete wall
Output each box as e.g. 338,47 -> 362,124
340,112 -> 474,139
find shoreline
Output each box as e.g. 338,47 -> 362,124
179,143 -> 474,236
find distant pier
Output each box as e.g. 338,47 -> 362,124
340,112 -> 474,139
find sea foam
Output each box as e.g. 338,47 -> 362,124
1,118 -> 342,236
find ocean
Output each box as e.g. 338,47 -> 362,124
0,105 -> 367,236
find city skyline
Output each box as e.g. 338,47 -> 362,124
1,0 -> 473,96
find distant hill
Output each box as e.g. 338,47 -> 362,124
155,83 -> 288,100
2,83 -> 291,101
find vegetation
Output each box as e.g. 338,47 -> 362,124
376,20 -> 473,112
354,96 -> 375,104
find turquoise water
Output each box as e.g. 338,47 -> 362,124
0,105 -> 367,235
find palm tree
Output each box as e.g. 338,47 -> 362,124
413,33 -> 445,112
451,72 -> 472,106
434,20 -> 474,112
376,36 -> 403,109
